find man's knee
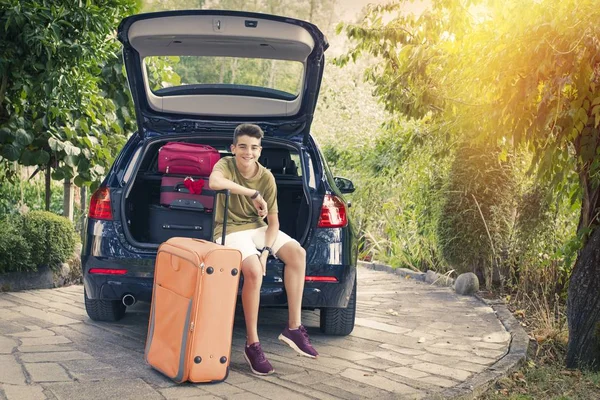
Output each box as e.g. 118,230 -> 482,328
242,256 -> 262,286
278,241 -> 306,266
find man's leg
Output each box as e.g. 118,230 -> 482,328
241,255 -> 263,344
276,240 -> 318,358
222,229 -> 274,375
276,241 -> 306,329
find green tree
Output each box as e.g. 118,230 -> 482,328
337,0 -> 600,369
0,0 -> 138,196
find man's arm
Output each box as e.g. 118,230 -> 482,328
259,213 -> 280,276
209,170 -> 268,217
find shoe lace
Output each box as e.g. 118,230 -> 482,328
251,343 -> 267,363
299,325 -> 312,345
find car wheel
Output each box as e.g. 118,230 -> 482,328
84,289 -> 126,322
320,278 -> 356,336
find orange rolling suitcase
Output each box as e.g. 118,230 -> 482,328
145,191 -> 242,383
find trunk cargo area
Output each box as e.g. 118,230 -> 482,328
122,136 -> 310,247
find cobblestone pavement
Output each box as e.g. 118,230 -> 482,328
0,267 -> 511,400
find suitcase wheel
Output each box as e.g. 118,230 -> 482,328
194,356 -> 202,364
220,356 -> 227,364
206,267 -> 214,274
232,268 -> 238,276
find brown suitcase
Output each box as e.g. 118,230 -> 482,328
145,188 -> 241,383
145,237 -> 241,383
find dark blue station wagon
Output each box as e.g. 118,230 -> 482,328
81,10 -> 357,335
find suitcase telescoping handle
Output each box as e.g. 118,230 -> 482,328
219,189 -> 229,245
190,188 -> 229,246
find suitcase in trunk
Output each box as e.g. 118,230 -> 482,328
158,142 -> 220,175
147,204 -> 213,243
160,176 -> 214,209
145,237 -> 242,383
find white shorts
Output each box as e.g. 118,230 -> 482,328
215,226 -> 297,261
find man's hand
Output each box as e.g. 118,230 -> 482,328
252,195 -> 268,219
259,251 -> 268,276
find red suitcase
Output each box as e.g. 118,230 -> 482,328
160,176 -> 214,210
158,142 -> 220,175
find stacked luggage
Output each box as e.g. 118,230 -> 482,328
145,141 -> 242,383
148,142 -> 221,243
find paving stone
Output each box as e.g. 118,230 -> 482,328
11,306 -> 79,326
225,392 -> 266,400
1,384 -> 46,400
424,347 -> 467,357
412,362 -> 472,381
354,357 -> 406,370
0,298 -> 19,307
354,318 -> 411,334
0,335 -> 17,354
159,386 -> 210,399
341,368 -> 424,397
231,378 -> 311,399
9,329 -> 56,339
386,366 -> 429,379
262,376 -> 342,400
201,382 -> 246,396
0,309 -> 23,321
21,351 -> 92,363
25,362 -> 71,382
482,331 -> 511,343
366,351 -> 419,366
453,361 -> 487,373
46,378 -> 162,400
18,345 -> 73,353
474,341 -> 507,350
19,336 -> 72,347
317,345 -> 375,361
0,360 -> 26,385
418,375 -> 458,388
379,343 -> 426,356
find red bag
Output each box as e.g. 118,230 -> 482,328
158,142 -> 220,176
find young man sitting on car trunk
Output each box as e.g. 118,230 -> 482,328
209,123 -> 318,375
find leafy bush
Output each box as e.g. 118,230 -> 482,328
437,142 -> 516,281
22,211 -> 76,270
0,215 -> 34,274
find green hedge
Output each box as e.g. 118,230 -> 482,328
0,216 -> 34,273
0,211 -> 76,274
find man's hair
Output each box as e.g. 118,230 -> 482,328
233,123 -> 264,144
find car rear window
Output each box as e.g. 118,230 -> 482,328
144,56 -> 304,99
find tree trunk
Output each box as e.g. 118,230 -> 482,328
566,226 -> 600,370
566,179 -> 600,370
63,178 -> 74,221
45,162 -> 51,211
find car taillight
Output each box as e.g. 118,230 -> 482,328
305,276 -> 338,282
89,187 -> 113,220
317,194 -> 348,228
88,268 -> 127,275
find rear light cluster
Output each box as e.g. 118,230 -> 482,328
317,194 -> 347,228
88,268 -> 127,275
89,187 -> 113,220
305,276 -> 338,282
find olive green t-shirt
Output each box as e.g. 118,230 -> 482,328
212,156 -> 278,239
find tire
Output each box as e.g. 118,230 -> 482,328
84,289 -> 126,322
320,278 -> 357,336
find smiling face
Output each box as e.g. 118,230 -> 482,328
231,134 -> 262,171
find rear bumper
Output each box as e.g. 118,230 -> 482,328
83,258 -> 356,308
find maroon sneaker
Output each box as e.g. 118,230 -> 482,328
278,325 -> 319,358
244,342 -> 274,375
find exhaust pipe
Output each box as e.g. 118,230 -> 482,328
122,294 -> 136,307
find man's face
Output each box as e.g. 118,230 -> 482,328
231,135 -> 262,170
